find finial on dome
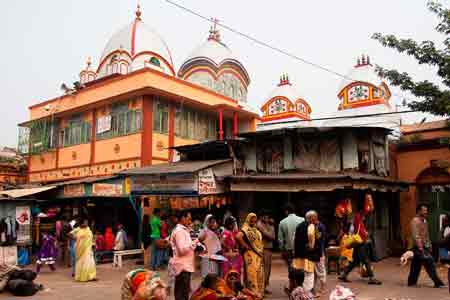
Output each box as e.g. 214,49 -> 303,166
367,55 -> 371,65
361,54 -> 366,65
278,73 -> 290,86
135,4 -> 142,20
86,57 -> 92,68
208,18 -> 221,42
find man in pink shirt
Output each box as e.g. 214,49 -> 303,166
169,211 -> 195,300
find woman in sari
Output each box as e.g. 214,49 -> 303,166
70,218 -> 97,282
217,269 -> 260,300
236,213 -> 264,298
221,216 -> 243,278
190,274 -> 221,300
198,214 -> 222,278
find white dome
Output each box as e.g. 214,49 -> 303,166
268,81 -> 305,102
186,39 -> 238,66
98,12 -> 174,75
338,62 -> 382,93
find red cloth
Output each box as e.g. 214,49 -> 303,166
161,221 -> 168,239
104,227 -> 115,251
96,235 -> 105,251
353,213 -> 368,242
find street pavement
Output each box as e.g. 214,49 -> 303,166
0,256 -> 449,300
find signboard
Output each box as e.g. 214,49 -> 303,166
97,115 -> 112,134
199,168 -> 217,194
64,184 -> 85,197
131,174 -> 197,194
0,246 -> 17,265
92,183 -> 123,196
16,206 -> 31,245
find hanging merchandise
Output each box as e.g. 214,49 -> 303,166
363,193 -> 375,214
335,198 -> 352,218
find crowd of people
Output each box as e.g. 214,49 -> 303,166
35,216 -> 129,283
24,193 -> 450,299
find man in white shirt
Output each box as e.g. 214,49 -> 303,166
278,203 -> 305,293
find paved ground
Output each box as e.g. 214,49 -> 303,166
0,256 -> 449,300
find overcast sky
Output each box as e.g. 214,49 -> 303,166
1,0 -> 448,147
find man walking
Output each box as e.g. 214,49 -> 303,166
407,204 -> 445,288
338,206 -> 382,285
293,210 -> 321,293
257,210 -> 276,295
314,215 -> 327,296
278,203 -> 305,293
169,211 -> 195,300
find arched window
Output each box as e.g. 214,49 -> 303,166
149,57 -> 161,67
120,63 -> 128,75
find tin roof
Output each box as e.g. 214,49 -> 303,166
401,119 -> 450,134
230,171 -> 409,192
0,186 -> 56,199
119,159 -> 231,175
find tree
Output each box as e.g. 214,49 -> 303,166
372,1 -> 450,116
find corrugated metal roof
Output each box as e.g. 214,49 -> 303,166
120,159 -> 231,175
231,171 -> 408,184
230,171 -> 409,192
401,120 -> 449,134
0,186 -> 56,199
48,176 -> 118,187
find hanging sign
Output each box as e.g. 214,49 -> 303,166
64,184 -> 85,197
97,115 -> 112,134
92,183 -> 123,196
198,168 -> 226,195
16,206 -> 32,245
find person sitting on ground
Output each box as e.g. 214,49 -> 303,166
190,274 -> 222,300
0,265 -> 44,297
216,269 -> 260,300
114,224 -> 128,251
121,268 -> 168,300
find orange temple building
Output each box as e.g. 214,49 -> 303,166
19,7 -> 258,184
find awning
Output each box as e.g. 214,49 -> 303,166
0,186 -> 56,199
230,172 -> 409,193
120,159 -> 231,175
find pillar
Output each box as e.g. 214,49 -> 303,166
141,95 -> 153,166
168,104 -> 175,162
90,109 -> 97,165
233,111 -> 238,138
219,109 -> 224,141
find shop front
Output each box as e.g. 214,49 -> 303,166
0,186 -> 55,266
34,176 -> 140,248
123,159 -> 235,236
230,172 -> 408,258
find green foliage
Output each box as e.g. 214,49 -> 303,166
372,1 -> 450,116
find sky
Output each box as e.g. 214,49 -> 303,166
0,0 -> 448,148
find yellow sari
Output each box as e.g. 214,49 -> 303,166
241,213 -> 264,297
73,226 -> 97,282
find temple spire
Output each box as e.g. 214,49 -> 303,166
208,18 -> 221,42
135,4 -> 142,20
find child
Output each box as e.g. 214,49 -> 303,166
36,231 -> 57,273
289,269 -> 314,300
95,230 -> 105,251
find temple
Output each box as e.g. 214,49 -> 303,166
19,7 -> 258,184
258,74 -> 312,129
